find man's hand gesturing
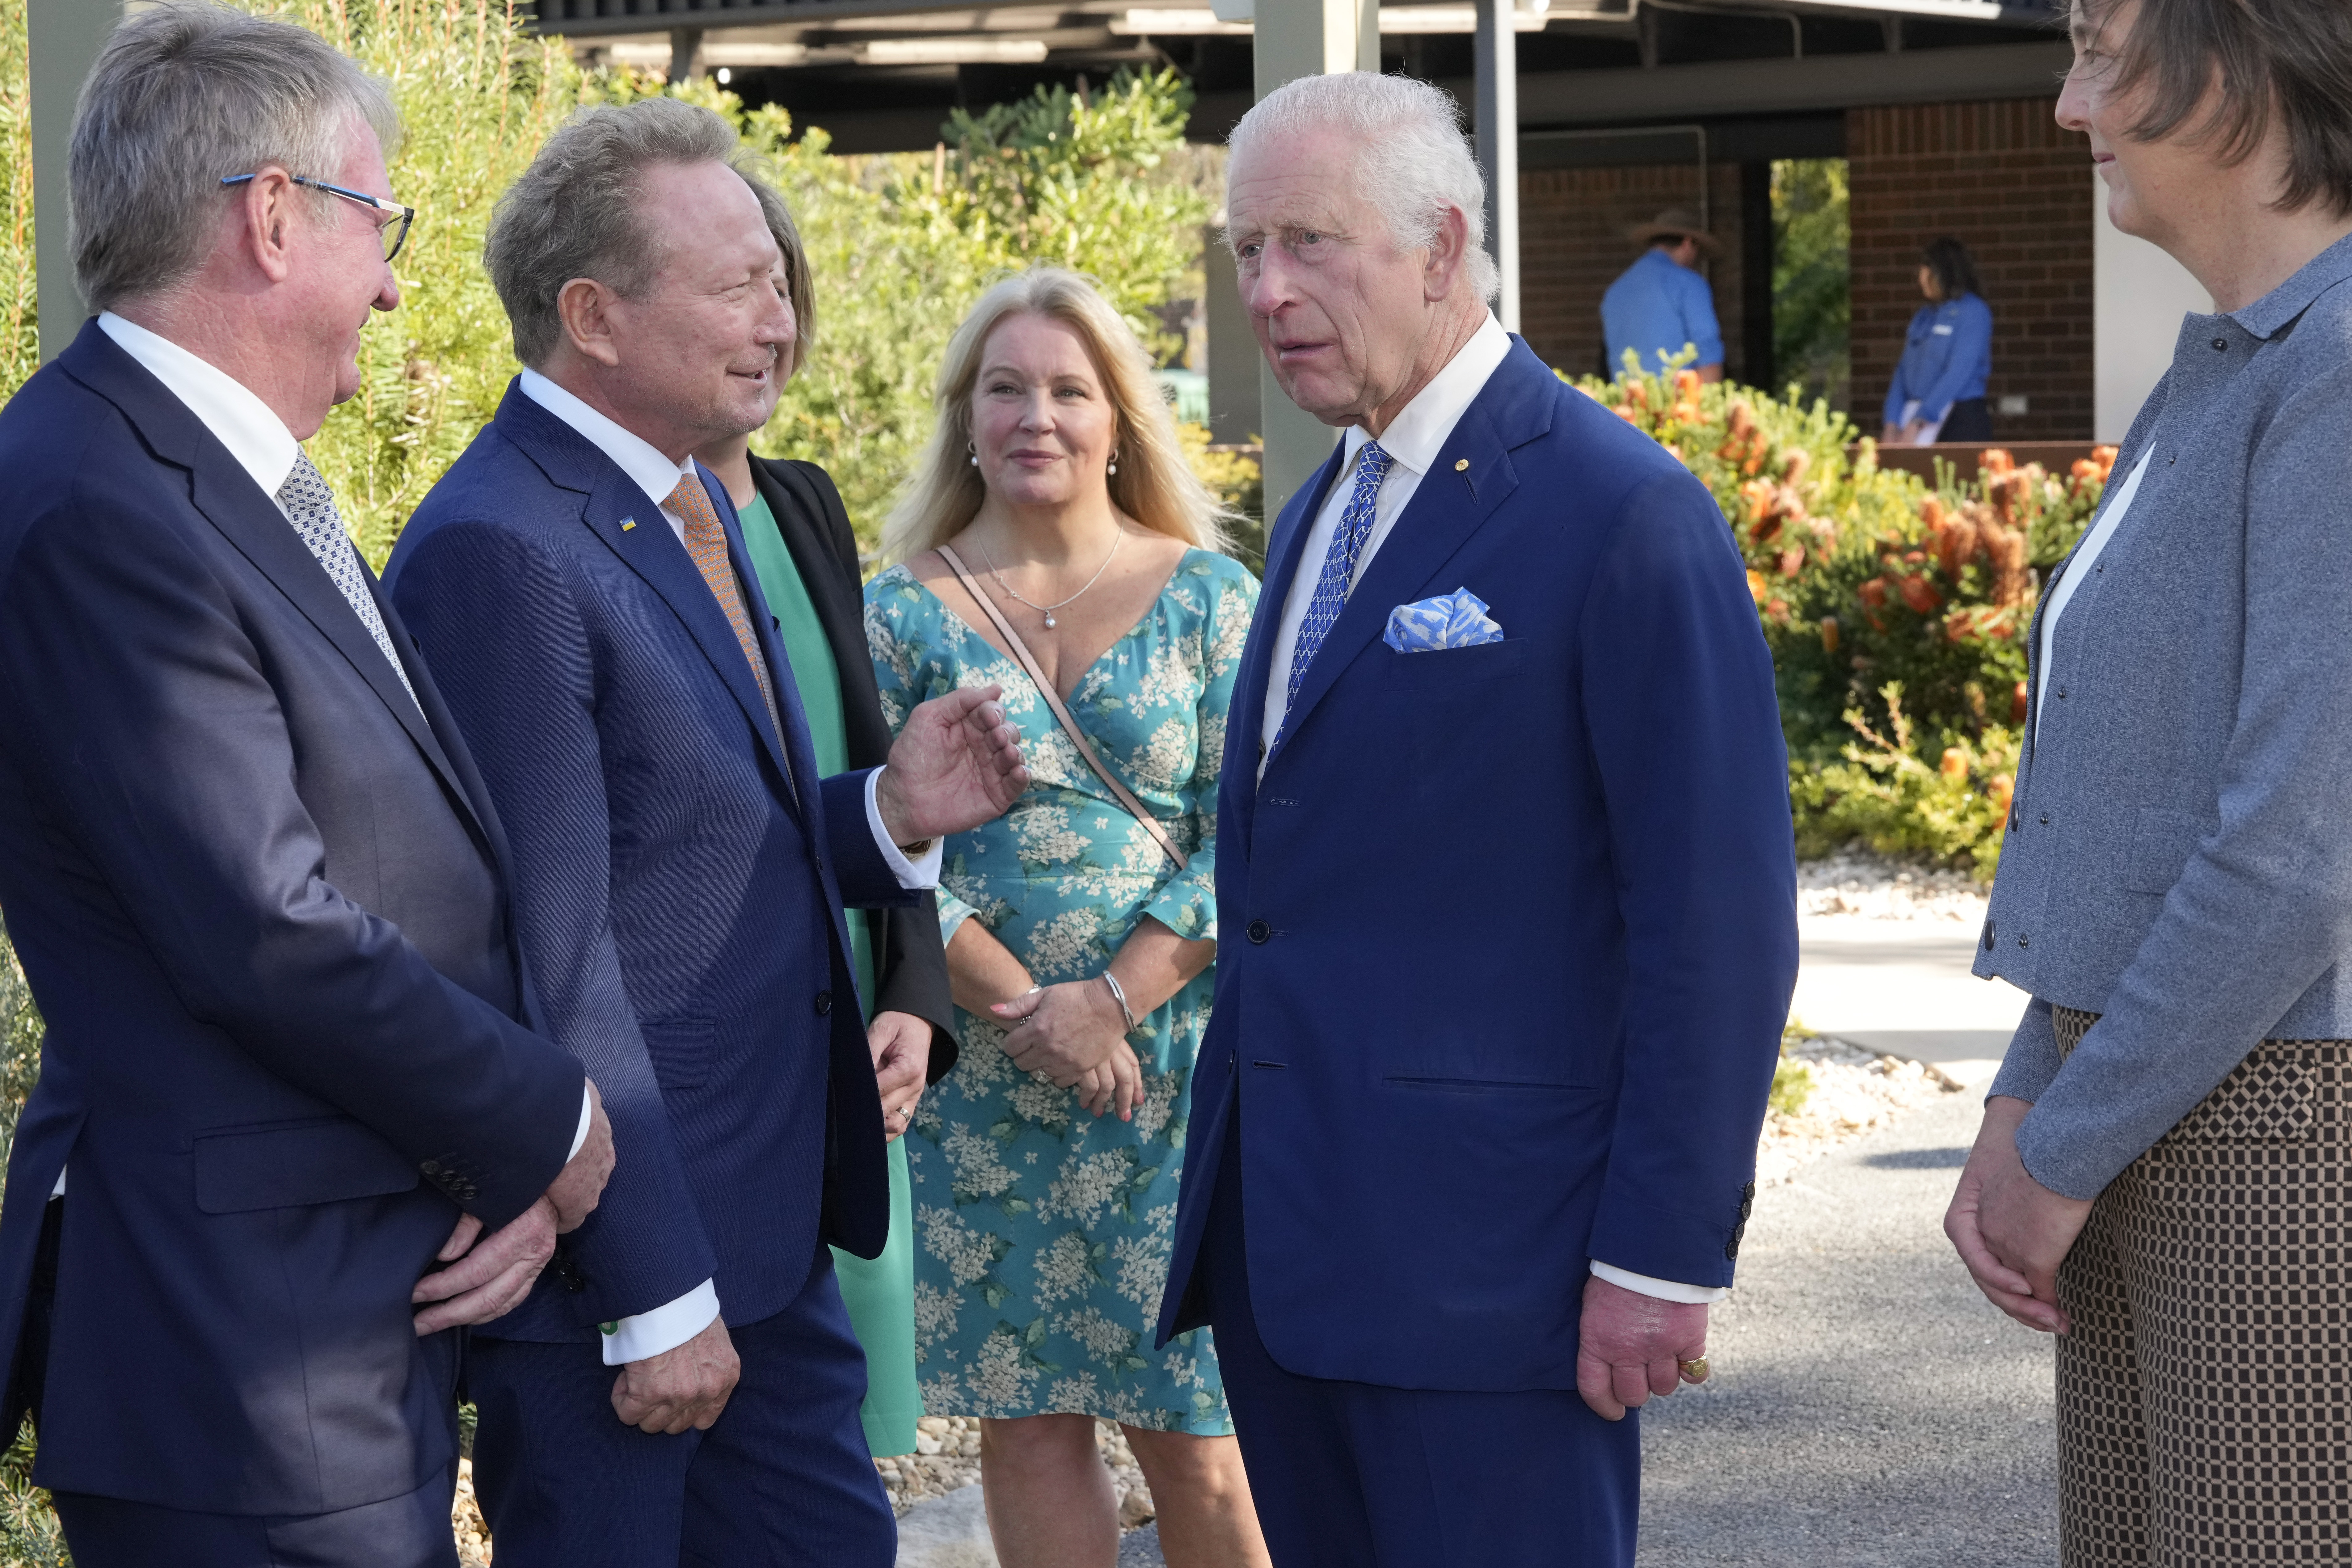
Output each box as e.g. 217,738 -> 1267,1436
876,685 -> 1027,844
1575,1275 -> 1709,1421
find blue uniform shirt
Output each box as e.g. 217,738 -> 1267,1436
1600,247 -> 1725,376
1882,293 -> 1993,428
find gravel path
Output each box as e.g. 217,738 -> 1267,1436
1636,1081 -> 2056,1567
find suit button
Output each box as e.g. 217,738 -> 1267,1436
421,1159 -> 443,1176
2039,812 -> 2051,825
1246,920 -> 1271,944
2017,933 -> 2030,949
2055,686 -> 2067,699
2008,811 -> 2019,833
815,990 -> 833,1016
1983,920 -> 1996,950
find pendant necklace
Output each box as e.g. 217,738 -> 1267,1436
976,526 -> 1124,629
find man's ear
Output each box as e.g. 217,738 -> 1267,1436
237,167 -> 301,285
1423,202 -> 1473,302
556,276 -> 625,369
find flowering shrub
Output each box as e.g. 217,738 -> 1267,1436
1572,358 -> 2115,878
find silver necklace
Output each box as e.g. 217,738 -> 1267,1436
975,528 -> 1124,629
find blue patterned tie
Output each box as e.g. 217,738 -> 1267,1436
1275,439 -> 1392,748
276,450 -> 421,714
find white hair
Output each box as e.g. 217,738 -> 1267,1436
1225,72 -> 1498,305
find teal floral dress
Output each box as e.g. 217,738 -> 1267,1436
864,547 -> 1257,1434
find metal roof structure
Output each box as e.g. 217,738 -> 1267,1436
526,0 -> 2068,153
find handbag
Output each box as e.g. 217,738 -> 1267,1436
936,544 -> 1188,872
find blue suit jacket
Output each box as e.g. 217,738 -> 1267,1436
0,323 -> 583,1513
386,385 -> 914,1345
1156,342 -> 1798,1390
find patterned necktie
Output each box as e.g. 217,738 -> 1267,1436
666,470 -> 789,765
1275,439 -> 1393,748
275,451 -> 421,714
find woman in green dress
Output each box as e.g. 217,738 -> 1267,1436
694,175 -> 952,1460
863,268 -> 1271,1568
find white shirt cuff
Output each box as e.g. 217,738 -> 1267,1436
865,767 -> 943,889
1590,1260 -> 1730,1305
600,1278 -> 721,1366
567,1085 -> 593,1162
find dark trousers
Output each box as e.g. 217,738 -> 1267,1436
467,1247 -> 893,1568
1202,1109 -> 1642,1567
1940,397 -> 1994,442
30,1202 -> 461,1568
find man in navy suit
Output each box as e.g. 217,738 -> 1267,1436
385,100 -> 1028,1566
1155,73 -> 1798,1564
0,8 -> 617,1566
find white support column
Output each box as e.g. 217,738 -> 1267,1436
29,0 -> 124,363
1244,0 -> 1376,524
1473,0 -> 1519,331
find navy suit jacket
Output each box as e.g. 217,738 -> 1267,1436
386,385 -> 914,1346
1156,341 -> 1798,1390
0,323 -> 583,1513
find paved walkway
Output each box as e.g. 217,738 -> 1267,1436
902,913 -> 2055,1566
1637,1081 -> 2058,1566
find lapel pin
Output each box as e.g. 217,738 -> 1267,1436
1454,459 -> 1469,472
621,518 -> 638,531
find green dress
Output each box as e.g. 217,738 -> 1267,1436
862,548 -> 1257,1433
736,489 -> 923,1459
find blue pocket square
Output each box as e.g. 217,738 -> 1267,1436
1385,589 -> 1504,652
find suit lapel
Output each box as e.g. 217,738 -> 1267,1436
1264,344 -> 1557,766
61,327 -> 491,844
493,390 -> 803,814
1223,443 -> 1347,849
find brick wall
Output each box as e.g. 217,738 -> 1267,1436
1519,161 -> 1751,384
1848,99 -> 2094,440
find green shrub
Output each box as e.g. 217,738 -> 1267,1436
1572,356 -> 2111,878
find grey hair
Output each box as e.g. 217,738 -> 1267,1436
485,99 -> 745,368
69,2 -> 400,313
1226,72 -> 1498,305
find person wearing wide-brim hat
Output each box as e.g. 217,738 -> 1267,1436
1602,206 -> 1725,382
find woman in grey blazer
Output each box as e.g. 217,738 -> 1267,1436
1943,2 -> 2352,1560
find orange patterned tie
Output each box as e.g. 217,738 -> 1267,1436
666,470 -> 787,752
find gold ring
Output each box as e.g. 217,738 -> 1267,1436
1678,1356 -> 1710,1383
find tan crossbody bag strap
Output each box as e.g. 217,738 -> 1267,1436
937,545 -> 1188,872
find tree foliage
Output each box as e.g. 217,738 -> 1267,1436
1771,158 -> 1850,412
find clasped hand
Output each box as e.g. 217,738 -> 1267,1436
993,981 -> 1143,1121
1943,1095 -> 2093,1335
412,1079 -> 617,1335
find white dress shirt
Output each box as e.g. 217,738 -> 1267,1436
61,318 -> 599,1193
1257,313 -> 1725,1307
2036,447 -> 2155,749
516,368 -> 941,1363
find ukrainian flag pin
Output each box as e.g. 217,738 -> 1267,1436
621,517 -> 638,531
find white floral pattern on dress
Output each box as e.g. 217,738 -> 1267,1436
866,548 -> 1256,1434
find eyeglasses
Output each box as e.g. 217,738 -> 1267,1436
220,173 -> 414,263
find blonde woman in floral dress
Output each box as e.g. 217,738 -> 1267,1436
863,269 -> 1269,1568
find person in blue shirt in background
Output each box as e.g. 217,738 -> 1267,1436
1600,207 -> 1725,381
1881,237 -> 1995,446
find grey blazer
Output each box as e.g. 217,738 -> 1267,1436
1978,231 -> 2352,1201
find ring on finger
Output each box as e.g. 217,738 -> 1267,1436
1678,1356 -> 1710,1383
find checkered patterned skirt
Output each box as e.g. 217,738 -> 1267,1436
2052,1005 -> 2352,1564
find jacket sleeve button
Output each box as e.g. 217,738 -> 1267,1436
1246,920 -> 1271,944
1983,920 -> 1996,950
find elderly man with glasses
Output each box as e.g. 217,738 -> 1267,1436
0,6 -> 618,1565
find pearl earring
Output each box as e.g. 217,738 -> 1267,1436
1107,447 -> 1119,477
968,440 -> 979,468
